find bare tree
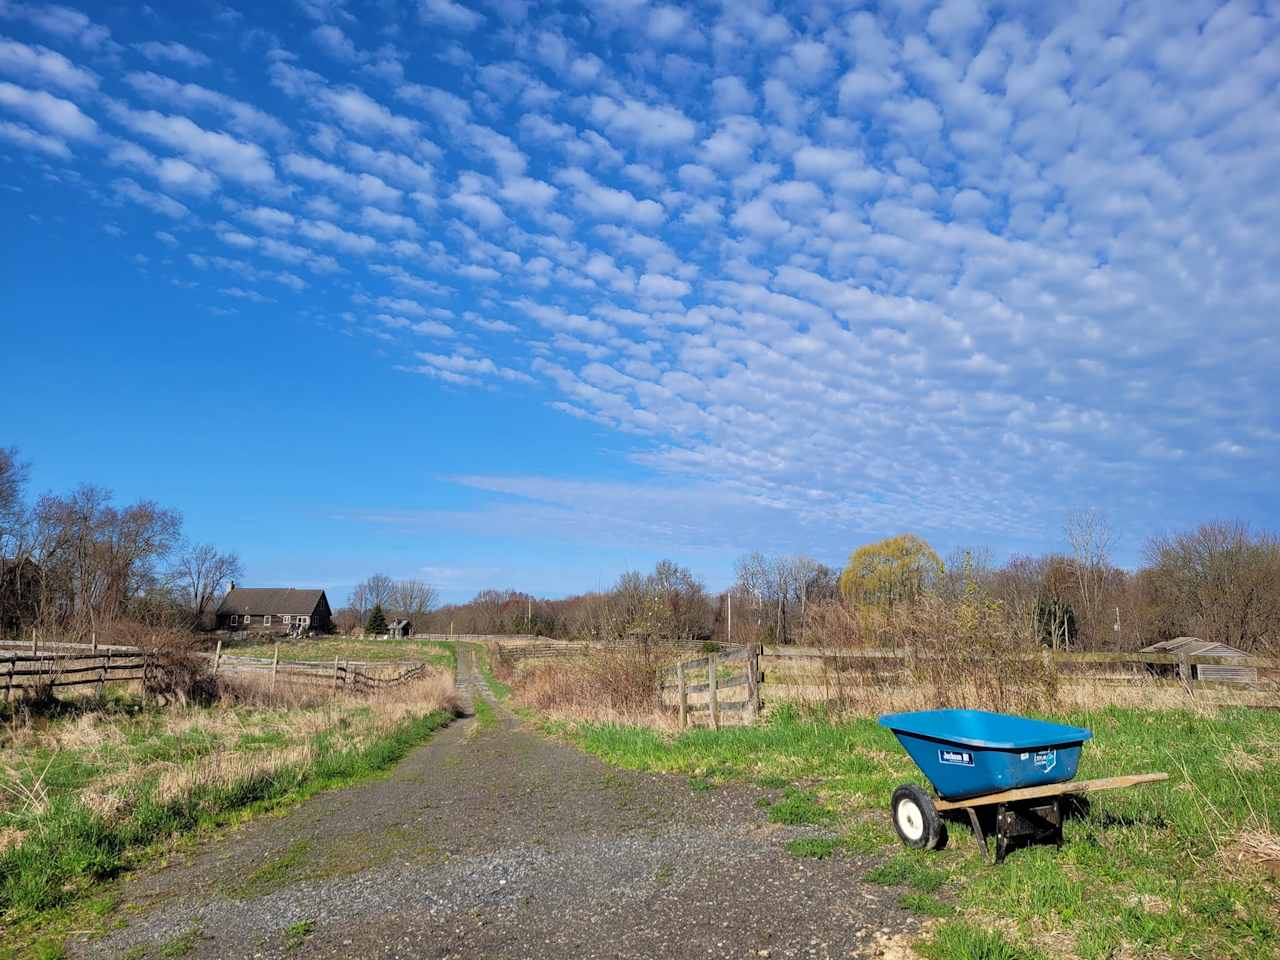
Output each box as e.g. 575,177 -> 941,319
391,578 -> 439,616
1143,521 -> 1280,654
32,486 -> 181,639
170,542 -> 243,624
1065,508 -> 1114,644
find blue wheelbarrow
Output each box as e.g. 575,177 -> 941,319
879,709 -> 1167,862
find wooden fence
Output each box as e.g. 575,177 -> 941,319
0,640 -> 433,701
656,644 -> 1279,726
657,646 -> 759,729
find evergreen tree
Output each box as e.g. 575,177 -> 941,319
366,603 -> 388,635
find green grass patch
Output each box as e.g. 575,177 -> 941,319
226,840 -> 311,900
767,787 -> 834,825
919,922 -> 1044,960
157,925 -> 202,957
30,940 -> 66,960
899,892 -> 955,917
284,919 -> 315,950
865,850 -> 947,892
785,837 -> 841,859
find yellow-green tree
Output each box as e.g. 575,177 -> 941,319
838,534 -> 943,607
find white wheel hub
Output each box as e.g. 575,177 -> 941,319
896,797 -> 925,841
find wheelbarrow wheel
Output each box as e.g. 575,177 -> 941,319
891,784 -> 946,851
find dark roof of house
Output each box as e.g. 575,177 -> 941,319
1140,636 -> 1246,657
217,587 -> 327,616
388,619 -> 411,629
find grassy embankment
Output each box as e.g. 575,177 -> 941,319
0,663 -> 459,958
548,703 -> 1278,960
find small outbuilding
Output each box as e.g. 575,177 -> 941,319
1140,637 -> 1258,684
387,618 -> 412,639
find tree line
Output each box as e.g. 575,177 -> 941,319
0,448 -> 242,642
408,511 -> 1280,657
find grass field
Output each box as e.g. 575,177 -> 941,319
551,704 -> 1279,960
0,669 -> 459,958
220,634 -> 456,670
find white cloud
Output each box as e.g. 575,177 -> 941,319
112,177 -> 188,218
298,217 -> 379,255
322,86 -> 419,140
0,81 -> 96,139
637,273 -> 691,299
0,118 -> 68,156
4,4 -> 113,49
106,139 -> 219,195
588,96 -> 697,149
360,206 -> 420,236
310,24 -> 360,62
123,72 -> 290,142
556,168 -> 664,227
134,40 -> 210,68
110,104 -> 276,186
0,38 -> 97,93
419,0 -> 485,31
282,152 -> 401,206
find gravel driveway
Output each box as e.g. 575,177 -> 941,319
77,649 -> 917,959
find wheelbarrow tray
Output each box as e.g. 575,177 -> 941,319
879,709 -> 1092,801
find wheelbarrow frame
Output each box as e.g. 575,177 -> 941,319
895,772 -> 1169,863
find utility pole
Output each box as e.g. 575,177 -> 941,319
1114,606 -> 1121,645
726,592 -> 732,645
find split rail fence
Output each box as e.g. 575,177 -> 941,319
658,644 -> 1279,727
0,639 -> 431,701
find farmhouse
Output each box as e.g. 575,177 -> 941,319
387,618 -> 413,638
1140,636 -> 1258,684
215,586 -> 333,633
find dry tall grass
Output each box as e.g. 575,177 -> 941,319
2,667 -> 462,828
507,646 -> 675,727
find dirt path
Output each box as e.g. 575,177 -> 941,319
79,650 -> 916,959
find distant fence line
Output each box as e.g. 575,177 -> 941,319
656,644 -> 1280,727
0,639 -> 432,700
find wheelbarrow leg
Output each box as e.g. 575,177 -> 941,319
995,803 -> 1010,864
965,806 -> 992,864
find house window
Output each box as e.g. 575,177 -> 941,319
300,615 -> 309,625
283,615 -> 292,625
230,615 -> 238,625
263,615 -> 271,626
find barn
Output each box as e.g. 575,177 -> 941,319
1140,637 -> 1258,684
387,618 -> 413,639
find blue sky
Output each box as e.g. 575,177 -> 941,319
2,0 -> 1278,605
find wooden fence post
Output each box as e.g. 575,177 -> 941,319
3,657 -> 11,702
677,660 -> 688,729
708,652 -> 719,731
212,639 -> 222,677
746,644 -> 760,724
271,643 -> 279,691
1179,654 -> 1193,696
332,656 -> 340,697
96,650 -> 109,699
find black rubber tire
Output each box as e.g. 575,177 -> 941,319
891,783 -> 946,851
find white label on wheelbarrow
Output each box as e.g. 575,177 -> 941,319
1032,749 -> 1057,773
938,749 -> 974,766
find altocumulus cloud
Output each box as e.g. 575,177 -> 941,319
0,0 -> 1278,553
